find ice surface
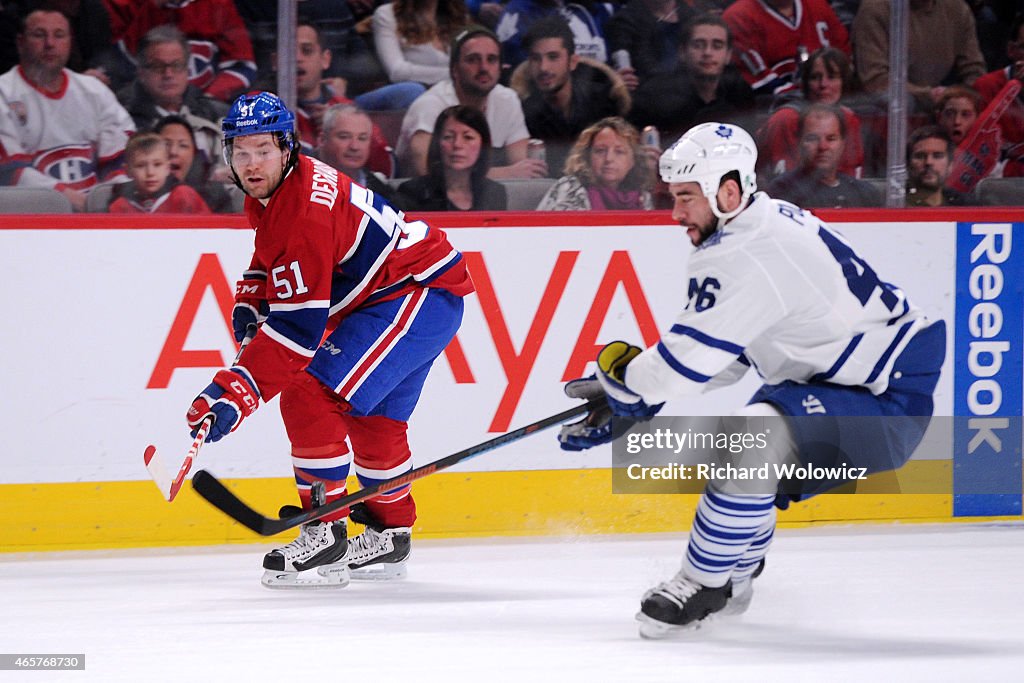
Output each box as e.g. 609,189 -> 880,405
1,523 -> 1022,682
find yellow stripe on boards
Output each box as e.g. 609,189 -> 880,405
1,462 -> 1014,552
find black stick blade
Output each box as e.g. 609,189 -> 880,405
191,470 -> 288,535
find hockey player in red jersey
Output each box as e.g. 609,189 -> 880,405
185,91 -> 474,589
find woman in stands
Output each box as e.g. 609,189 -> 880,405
397,105 -> 507,210
756,47 -> 865,179
373,0 -> 470,87
154,115 -> 235,213
537,117 -> 653,211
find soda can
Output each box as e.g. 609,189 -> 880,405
642,125 -> 660,150
611,49 -> 632,71
527,138 -> 546,162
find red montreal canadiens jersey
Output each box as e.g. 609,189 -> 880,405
238,154 -> 474,400
0,67 -> 135,190
723,0 -> 849,94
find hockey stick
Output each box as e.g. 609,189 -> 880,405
192,398 -> 606,535
144,324 -> 258,502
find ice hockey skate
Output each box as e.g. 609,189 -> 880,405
636,571 -> 732,639
345,503 -> 411,581
261,505 -> 350,590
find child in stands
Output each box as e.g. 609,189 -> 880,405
108,133 -> 211,213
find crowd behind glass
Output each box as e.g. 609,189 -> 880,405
0,0 -> 1019,213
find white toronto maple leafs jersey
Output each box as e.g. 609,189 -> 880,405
625,193 -> 930,404
0,67 -> 135,190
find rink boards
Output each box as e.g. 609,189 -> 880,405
1,208 -> 1021,551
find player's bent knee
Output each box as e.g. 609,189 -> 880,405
281,372 -> 352,447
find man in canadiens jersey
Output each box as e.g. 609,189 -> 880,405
558,122 -> 945,637
185,91 -> 474,589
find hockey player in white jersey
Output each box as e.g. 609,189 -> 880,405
558,122 -> 946,638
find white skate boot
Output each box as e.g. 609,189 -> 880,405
261,506 -> 350,590
345,503 -> 411,581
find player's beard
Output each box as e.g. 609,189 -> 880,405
689,214 -> 718,247
239,163 -> 286,199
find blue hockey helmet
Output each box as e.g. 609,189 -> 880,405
223,91 -> 296,140
222,91 -> 300,191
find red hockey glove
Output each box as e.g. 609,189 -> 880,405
187,368 -> 261,443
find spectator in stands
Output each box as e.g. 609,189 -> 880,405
510,15 -> 628,177
234,1 -> 382,94
318,103 -> 402,206
398,104 -> 507,210
118,25 -> 227,177
756,46 -> 864,179
396,26 -> 543,178
494,0 -> 613,69
604,0 -> 696,93
538,116 -> 653,210
724,0 -> 849,98
0,7 -> 134,211
853,0 -> 986,112
372,0 -> 469,87
44,0 -> 119,84
154,114 -> 234,213
934,85 -> 1003,195
906,125 -> 971,206
105,0 -> 256,102
974,14 -> 1024,177
935,86 -> 982,147
630,14 -> 755,141
290,21 -> 398,178
766,103 -> 881,207
107,132 -> 211,213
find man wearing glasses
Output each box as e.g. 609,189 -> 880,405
117,24 -> 227,178
0,7 -> 134,210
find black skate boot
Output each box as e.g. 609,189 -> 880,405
636,571 -> 733,639
345,503 -> 411,581
261,487 -> 350,589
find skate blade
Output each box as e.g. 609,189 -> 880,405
635,611 -> 714,640
261,564 -> 351,590
349,561 -> 407,582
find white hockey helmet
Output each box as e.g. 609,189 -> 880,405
659,122 -> 758,221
